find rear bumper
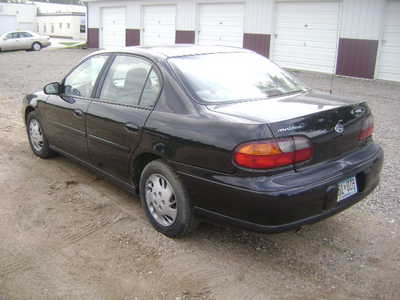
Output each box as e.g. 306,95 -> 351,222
172,142 -> 383,233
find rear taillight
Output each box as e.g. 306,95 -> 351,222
234,136 -> 313,169
359,115 -> 374,140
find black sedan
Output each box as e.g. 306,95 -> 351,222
23,46 -> 383,238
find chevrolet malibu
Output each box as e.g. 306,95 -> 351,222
22,46 -> 383,238
0,31 -> 50,51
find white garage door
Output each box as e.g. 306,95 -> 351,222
18,22 -> 35,32
273,1 -> 339,73
142,5 -> 176,46
0,15 -> 17,35
101,7 -> 126,49
198,3 -> 244,47
376,1 -> 400,82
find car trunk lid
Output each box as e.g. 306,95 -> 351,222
207,91 -> 369,170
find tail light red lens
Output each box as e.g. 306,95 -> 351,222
359,115 -> 374,140
234,136 -> 313,169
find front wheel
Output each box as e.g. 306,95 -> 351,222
139,160 -> 198,238
26,111 -> 54,158
32,42 -> 41,51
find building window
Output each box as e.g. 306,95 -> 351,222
80,25 -> 86,33
59,23 -> 62,29
67,23 -> 70,29
43,24 -> 46,33
51,24 -> 54,33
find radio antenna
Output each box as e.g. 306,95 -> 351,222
330,0 -> 342,95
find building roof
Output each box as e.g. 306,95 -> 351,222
33,1 -> 85,14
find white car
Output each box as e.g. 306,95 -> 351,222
0,31 -> 51,51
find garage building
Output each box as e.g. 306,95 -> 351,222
0,3 -> 37,35
84,0 -> 400,82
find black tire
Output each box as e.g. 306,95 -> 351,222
26,111 -> 55,158
139,159 -> 198,238
32,42 -> 41,51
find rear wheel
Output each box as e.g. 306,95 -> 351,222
32,42 -> 41,51
26,111 -> 54,158
139,160 -> 197,238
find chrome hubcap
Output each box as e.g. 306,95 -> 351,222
29,119 -> 44,152
145,174 -> 177,227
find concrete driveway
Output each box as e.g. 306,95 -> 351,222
0,49 -> 399,300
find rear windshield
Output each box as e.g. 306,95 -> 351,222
169,52 -> 307,103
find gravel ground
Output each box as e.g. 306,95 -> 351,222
0,49 -> 399,300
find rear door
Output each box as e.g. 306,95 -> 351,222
44,54 -> 110,161
3,32 -> 22,50
86,54 -> 162,180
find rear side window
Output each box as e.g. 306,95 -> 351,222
20,32 -> 33,38
140,69 -> 161,107
63,55 -> 108,98
100,55 -> 153,106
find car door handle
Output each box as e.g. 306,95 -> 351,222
124,123 -> 139,132
73,109 -> 84,118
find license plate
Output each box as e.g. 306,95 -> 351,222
337,176 -> 358,201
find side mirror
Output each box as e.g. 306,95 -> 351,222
44,82 -> 61,95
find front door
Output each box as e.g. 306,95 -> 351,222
87,54 -> 162,180
44,54 -> 110,160
2,32 -> 23,50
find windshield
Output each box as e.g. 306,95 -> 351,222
169,52 -> 307,103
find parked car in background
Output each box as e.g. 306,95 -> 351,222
22,46 -> 383,238
0,31 -> 51,51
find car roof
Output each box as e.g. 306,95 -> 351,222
3,30 -> 35,34
91,44 -> 250,60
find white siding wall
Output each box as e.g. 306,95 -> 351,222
88,0 -> 274,34
0,3 -> 37,32
88,0 -> 194,30
245,0 -> 273,34
86,0 -> 400,81
341,0 -> 385,40
37,15 -> 84,40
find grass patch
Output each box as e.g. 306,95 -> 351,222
64,42 -> 87,49
59,41 -> 80,46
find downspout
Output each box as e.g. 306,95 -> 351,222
85,1 -> 88,48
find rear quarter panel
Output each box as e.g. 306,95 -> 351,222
138,70 -> 271,174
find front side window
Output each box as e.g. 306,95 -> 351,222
169,52 -> 307,103
6,32 -> 19,39
100,55 -> 152,106
63,55 -> 108,98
